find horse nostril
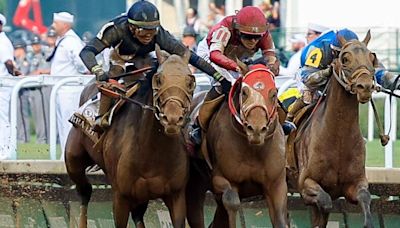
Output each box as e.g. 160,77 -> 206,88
177,116 -> 184,124
261,126 -> 267,133
247,124 -> 254,132
161,115 -> 168,123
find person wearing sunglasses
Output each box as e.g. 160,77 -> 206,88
189,6 -> 279,147
80,0 -> 225,131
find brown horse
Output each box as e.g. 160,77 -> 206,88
289,31 -> 377,227
187,63 -> 288,228
64,47 -> 195,228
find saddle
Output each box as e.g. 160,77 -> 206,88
69,82 -> 140,145
285,103 -> 315,190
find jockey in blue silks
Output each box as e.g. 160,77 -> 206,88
282,28 -> 400,135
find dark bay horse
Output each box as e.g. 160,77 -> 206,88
187,63 -> 287,228
290,31 -> 377,227
65,47 -> 195,228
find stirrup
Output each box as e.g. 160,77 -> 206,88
282,120 -> 297,135
189,126 -> 202,146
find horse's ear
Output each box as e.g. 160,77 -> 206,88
337,34 -> 347,48
362,30 -> 371,46
236,58 -> 249,75
182,48 -> 191,64
155,44 -> 166,64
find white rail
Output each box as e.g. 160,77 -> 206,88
0,75 -> 398,166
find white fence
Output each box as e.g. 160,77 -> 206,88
0,75 -> 398,167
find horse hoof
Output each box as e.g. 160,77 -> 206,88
317,191 -> 332,211
222,189 -> 240,211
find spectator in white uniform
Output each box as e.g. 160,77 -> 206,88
0,13 -> 19,159
48,11 -> 88,157
279,34 -> 306,77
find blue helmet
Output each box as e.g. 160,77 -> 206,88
332,28 -> 359,48
127,0 -> 160,29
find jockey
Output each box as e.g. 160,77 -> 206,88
282,28 -> 400,135
79,0 -> 225,131
190,6 -> 279,145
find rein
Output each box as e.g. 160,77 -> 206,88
332,57 -> 390,146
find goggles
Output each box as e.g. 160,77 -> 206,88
137,27 -> 158,36
240,33 -> 263,41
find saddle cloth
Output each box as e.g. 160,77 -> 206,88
69,83 -> 140,144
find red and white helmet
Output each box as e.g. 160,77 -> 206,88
234,6 -> 267,35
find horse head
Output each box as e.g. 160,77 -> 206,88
333,30 -> 378,103
152,46 -> 195,135
231,61 -> 278,145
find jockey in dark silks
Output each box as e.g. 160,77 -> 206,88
282,28 -> 400,135
79,0 -> 225,131
189,6 -> 280,145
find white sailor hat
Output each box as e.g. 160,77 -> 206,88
53,12 -> 74,23
307,23 -> 329,33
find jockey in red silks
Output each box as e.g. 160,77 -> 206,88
190,6 -> 280,146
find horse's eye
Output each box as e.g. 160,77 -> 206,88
341,53 -> 351,65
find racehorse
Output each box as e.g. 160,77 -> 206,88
64,47 -> 195,228
186,62 -> 287,228
288,31 -> 377,227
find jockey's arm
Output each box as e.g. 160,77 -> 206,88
373,58 -> 400,90
157,26 -> 222,81
207,26 -> 239,72
80,23 -> 119,77
300,65 -> 331,90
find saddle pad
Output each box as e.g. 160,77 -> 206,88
69,93 -> 100,143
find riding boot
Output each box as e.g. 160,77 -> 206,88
189,86 -> 224,146
93,95 -> 113,132
282,98 -> 306,135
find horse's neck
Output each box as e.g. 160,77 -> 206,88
320,75 -> 360,130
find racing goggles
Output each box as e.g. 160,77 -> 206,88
136,27 -> 159,36
240,33 -> 263,41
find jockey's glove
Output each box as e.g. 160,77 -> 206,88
383,71 -> 400,90
92,65 -> 109,81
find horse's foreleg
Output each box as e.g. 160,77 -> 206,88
65,130 -> 93,228
113,192 -> 130,228
186,158 -> 210,228
310,205 -> 330,228
265,174 -> 288,228
164,188 -> 186,228
345,181 -> 373,228
213,175 -> 240,228
301,178 -> 333,211
210,198 -> 229,228
131,202 -> 148,228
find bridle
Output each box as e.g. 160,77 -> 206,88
332,41 -> 376,94
152,72 -> 194,120
228,68 -> 278,130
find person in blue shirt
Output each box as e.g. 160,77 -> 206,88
282,28 -> 400,134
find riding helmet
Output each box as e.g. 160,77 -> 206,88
234,6 -> 267,35
127,0 -> 160,29
332,28 -> 359,48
